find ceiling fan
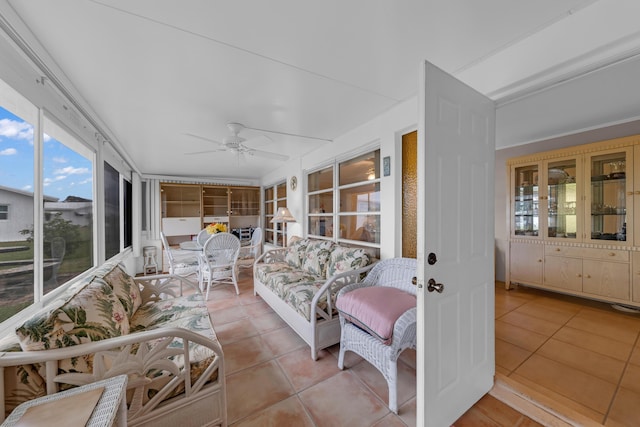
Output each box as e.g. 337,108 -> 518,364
185,122 -> 289,161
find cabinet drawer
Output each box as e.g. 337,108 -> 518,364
162,217 -> 201,236
545,245 -> 629,262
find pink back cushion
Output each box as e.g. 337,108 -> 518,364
336,286 -> 416,345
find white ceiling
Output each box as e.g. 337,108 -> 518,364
4,0 -> 640,179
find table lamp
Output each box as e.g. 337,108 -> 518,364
271,207 -> 296,247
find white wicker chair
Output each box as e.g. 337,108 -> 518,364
159,231 -> 199,277
337,257 -> 417,414
237,227 -> 262,274
199,232 -> 241,299
196,228 -> 210,247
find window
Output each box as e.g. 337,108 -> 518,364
307,149 -> 381,257
43,116 -> 95,294
263,181 -> 287,246
0,100 -> 36,320
0,205 -> 8,220
104,162 -> 121,259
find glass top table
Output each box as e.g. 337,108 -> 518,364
179,241 -> 201,251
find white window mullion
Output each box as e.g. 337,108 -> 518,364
33,108 -> 44,302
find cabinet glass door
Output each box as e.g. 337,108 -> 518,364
589,151 -> 627,242
513,164 -> 539,237
546,159 -> 578,239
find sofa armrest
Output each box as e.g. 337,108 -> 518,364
310,262 -> 376,325
133,273 -> 200,303
254,247 -> 287,266
0,327 -> 224,422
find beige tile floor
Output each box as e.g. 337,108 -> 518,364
496,282 -> 640,426
165,250 -> 639,425
197,268 -> 545,427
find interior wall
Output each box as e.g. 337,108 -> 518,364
494,119 -> 640,282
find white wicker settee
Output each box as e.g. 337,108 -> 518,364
253,238 -> 375,360
0,262 -> 226,427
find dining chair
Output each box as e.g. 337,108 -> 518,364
159,231 -> 199,277
236,227 -> 262,274
196,228 -> 210,247
198,232 -> 241,299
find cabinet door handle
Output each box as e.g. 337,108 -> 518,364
585,274 -> 591,279
537,259 -> 542,263
576,273 -> 582,278
609,252 -> 616,257
555,248 -> 561,252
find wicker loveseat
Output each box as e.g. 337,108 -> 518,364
253,238 -> 375,360
0,262 -> 226,427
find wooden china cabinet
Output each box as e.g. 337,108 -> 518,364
506,134 -> 640,307
161,183 -> 260,242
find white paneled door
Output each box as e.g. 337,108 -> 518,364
416,61 -> 495,426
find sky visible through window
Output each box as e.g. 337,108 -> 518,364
0,106 -> 92,201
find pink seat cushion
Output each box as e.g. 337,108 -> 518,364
336,286 -> 416,345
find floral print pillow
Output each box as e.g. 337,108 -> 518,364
325,246 -> 370,278
285,238 -> 309,268
301,240 -> 335,277
102,264 -> 142,316
16,278 -> 130,351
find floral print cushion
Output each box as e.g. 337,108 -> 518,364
127,294 -> 220,404
325,246 -> 370,279
15,277 -> 130,351
130,294 -> 209,332
101,263 -> 142,317
284,280 -> 335,321
263,270 -> 319,299
301,240 -> 335,277
285,238 -> 309,268
0,334 -> 47,417
254,261 -> 296,284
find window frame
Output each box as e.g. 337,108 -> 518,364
305,148 -> 381,256
0,204 -> 8,220
263,180 -> 287,247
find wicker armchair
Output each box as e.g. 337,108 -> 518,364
160,231 -> 199,277
199,232 -> 241,299
336,257 -> 417,414
237,227 -> 262,274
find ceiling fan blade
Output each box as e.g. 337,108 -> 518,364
242,135 -> 272,147
184,148 -> 226,155
247,148 -> 289,161
243,125 -> 332,142
185,133 -> 224,146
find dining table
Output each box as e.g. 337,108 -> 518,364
178,241 -> 201,251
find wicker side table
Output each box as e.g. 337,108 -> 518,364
2,375 -> 128,427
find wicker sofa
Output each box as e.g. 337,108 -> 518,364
253,238 -> 375,360
0,262 -> 226,427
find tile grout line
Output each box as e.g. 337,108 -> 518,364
601,326 -> 640,425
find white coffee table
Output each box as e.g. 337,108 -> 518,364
2,375 -> 128,427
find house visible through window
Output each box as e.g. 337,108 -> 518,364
0,205 -> 8,220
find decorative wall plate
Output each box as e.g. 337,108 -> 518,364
290,176 -> 297,191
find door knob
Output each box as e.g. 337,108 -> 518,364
427,278 -> 444,293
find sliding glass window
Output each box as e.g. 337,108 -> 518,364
0,101 -> 36,320
0,79 -> 97,323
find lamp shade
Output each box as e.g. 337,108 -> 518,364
271,207 -> 296,223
